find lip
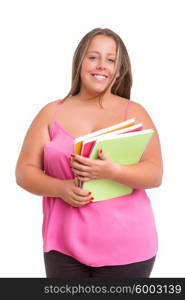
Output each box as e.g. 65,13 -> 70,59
91,73 -> 108,78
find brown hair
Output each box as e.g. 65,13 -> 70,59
62,28 -> 132,107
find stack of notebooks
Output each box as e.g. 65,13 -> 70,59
73,118 -> 154,202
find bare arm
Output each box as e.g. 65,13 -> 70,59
15,100 -> 92,207
111,161 -> 162,189
15,101 -> 63,197
16,164 -> 64,198
111,101 -> 163,189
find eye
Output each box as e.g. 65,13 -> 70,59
89,56 -> 97,60
108,58 -> 115,63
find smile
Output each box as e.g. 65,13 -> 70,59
91,74 -> 108,81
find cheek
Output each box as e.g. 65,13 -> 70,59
80,64 -> 94,84
81,58 -> 95,73
81,63 -> 89,79
110,64 -> 116,73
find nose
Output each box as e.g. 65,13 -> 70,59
96,58 -> 106,70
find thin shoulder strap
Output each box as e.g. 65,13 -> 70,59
50,99 -> 64,139
124,100 -> 133,121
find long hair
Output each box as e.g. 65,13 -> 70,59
62,28 -> 132,107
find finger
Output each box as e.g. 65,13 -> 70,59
72,161 -> 90,172
77,176 -> 90,182
70,198 -> 90,207
73,168 -> 89,177
72,200 -> 92,207
75,196 -> 94,204
74,186 -> 92,197
71,195 -> 94,207
71,154 -> 91,166
74,177 -> 79,187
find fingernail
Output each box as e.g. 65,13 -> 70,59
88,192 -> 91,195
71,154 -> 75,158
99,149 -> 102,153
90,197 -> 94,200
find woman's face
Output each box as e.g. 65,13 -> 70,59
80,35 -> 118,96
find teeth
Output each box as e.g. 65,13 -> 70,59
93,74 -> 107,79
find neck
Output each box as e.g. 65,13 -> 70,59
77,88 -> 112,107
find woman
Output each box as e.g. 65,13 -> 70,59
15,28 -> 163,278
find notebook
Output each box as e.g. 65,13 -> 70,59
81,129 -> 154,202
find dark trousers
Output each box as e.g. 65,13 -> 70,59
44,250 -> 156,278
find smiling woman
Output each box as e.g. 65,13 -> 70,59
15,28 -> 163,279
79,35 -> 118,96
62,28 -> 132,107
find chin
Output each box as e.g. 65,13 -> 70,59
88,90 -> 105,97
89,84 -> 108,94
82,81 -> 109,97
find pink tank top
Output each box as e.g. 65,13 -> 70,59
42,99 -> 158,266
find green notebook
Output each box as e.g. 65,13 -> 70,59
82,129 -> 154,202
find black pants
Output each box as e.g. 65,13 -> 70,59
44,250 -> 156,278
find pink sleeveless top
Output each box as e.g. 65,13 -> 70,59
42,99 -> 158,266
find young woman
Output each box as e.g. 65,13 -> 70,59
15,28 -> 163,278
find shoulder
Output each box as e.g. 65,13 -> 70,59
115,96 -> 150,117
128,100 -> 157,130
36,99 -> 63,123
39,99 -> 61,114
112,95 -> 129,105
130,100 -> 149,116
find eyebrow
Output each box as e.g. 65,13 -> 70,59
87,51 -> 116,56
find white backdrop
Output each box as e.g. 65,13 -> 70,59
0,0 -> 184,277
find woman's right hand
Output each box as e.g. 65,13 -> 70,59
57,178 -> 94,207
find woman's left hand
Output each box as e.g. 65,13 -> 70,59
70,149 -> 117,182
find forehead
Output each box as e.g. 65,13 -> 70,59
87,35 -> 117,55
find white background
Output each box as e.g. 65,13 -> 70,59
0,0 -> 184,277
